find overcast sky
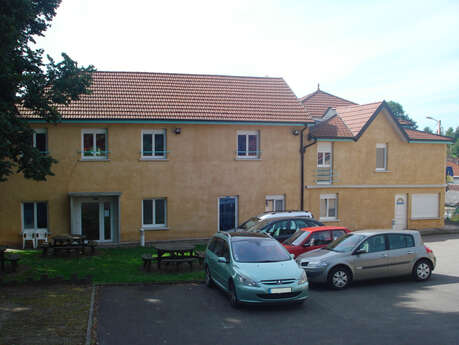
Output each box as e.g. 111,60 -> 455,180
35,0 -> 459,132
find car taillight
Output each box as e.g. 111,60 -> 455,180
424,245 -> 433,254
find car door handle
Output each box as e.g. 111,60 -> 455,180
407,251 -> 414,254
382,254 -> 388,257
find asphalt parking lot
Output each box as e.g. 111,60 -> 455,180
97,234 -> 459,345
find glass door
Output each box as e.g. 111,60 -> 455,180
81,200 -> 112,241
218,196 -> 238,231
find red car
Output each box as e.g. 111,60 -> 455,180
283,226 -> 351,258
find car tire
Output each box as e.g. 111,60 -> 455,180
413,259 -> 432,282
205,266 -> 214,288
328,266 -> 352,290
228,281 -> 240,308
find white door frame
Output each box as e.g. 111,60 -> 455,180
217,196 -> 239,231
73,197 -> 114,242
394,194 -> 407,230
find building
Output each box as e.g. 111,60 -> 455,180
0,72 -> 453,246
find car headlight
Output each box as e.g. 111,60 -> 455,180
298,270 -> 308,284
307,261 -> 328,268
236,273 -> 259,287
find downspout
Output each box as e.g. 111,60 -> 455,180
300,126 -> 317,210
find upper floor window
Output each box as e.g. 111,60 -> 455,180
142,130 -> 166,159
376,143 -> 387,171
142,198 -> 167,228
33,128 -> 48,154
317,142 -> 332,167
265,195 -> 285,212
237,130 -> 260,159
320,194 -> 338,221
82,129 -> 108,160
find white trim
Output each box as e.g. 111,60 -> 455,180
306,184 -> 447,189
217,196 -> 238,231
21,201 -> 48,232
319,193 -> 337,221
376,143 -> 387,171
32,128 -> 48,153
236,130 -> 260,159
265,195 -> 285,212
317,142 -> 332,168
142,198 -> 167,228
141,129 -> 167,160
81,129 -> 108,160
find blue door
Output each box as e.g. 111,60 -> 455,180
219,197 -> 238,231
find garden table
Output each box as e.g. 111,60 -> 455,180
50,234 -> 87,256
153,244 -> 198,270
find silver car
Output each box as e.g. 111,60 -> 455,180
296,230 -> 436,289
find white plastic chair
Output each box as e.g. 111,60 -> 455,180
22,229 -> 37,249
35,229 -> 49,247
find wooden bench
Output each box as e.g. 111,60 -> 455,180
194,250 -> 205,266
6,254 -> 20,272
141,254 -> 156,272
159,257 -> 196,271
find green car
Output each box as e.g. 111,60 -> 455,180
204,231 -> 309,307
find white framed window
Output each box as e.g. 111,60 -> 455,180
142,198 -> 167,228
320,194 -> 338,221
376,143 -> 387,171
141,129 -> 167,159
22,202 -> 48,231
265,195 -> 285,212
81,129 -> 108,159
411,193 -> 439,219
237,130 -> 260,159
33,128 -> 48,154
317,142 -> 332,168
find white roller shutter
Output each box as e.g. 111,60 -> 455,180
411,194 -> 439,219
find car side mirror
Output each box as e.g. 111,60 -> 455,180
218,257 -> 228,264
354,249 -> 367,255
289,253 -> 295,259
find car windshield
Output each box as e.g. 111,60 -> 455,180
283,231 -> 311,246
239,217 -> 260,230
231,238 -> 291,263
326,233 -> 365,252
246,218 -> 273,232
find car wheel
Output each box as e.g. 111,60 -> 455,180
413,259 -> 432,281
228,281 -> 239,308
328,266 -> 352,289
205,266 -> 214,288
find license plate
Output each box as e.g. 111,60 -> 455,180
269,287 -> 292,294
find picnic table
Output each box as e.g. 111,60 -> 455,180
142,244 -> 201,271
45,234 -> 87,256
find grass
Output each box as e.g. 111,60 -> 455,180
3,246 -> 205,284
0,285 -> 92,345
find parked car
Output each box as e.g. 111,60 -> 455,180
238,210 -> 314,231
283,226 -> 351,258
296,230 -> 436,289
204,231 -> 309,307
245,217 -> 324,243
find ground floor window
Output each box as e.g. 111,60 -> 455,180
265,195 -> 285,212
411,193 -> 439,219
142,198 -> 167,228
22,202 -> 48,230
320,194 -> 338,221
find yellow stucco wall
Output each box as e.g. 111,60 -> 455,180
0,123 -> 302,246
303,108 -> 446,229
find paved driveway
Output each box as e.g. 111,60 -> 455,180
97,234 -> 459,345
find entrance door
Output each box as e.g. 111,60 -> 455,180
81,200 -> 113,242
394,194 -> 407,230
218,196 -> 238,231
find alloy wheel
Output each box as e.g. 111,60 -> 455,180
416,262 -> 431,280
332,270 -> 348,288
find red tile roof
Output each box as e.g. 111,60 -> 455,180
334,102 -> 383,137
310,115 -> 353,138
299,89 -> 356,119
20,71 -> 313,123
404,129 -> 453,142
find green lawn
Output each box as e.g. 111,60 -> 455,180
3,246 -> 205,284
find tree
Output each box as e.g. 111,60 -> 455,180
0,0 -> 95,182
424,126 -> 433,134
386,101 -> 418,129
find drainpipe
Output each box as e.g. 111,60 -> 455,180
300,126 -> 317,210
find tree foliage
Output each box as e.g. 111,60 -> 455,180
446,126 -> 459,157
386,101 -> 418,129
0,0 -> 95,182
424,126 -> 433,134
